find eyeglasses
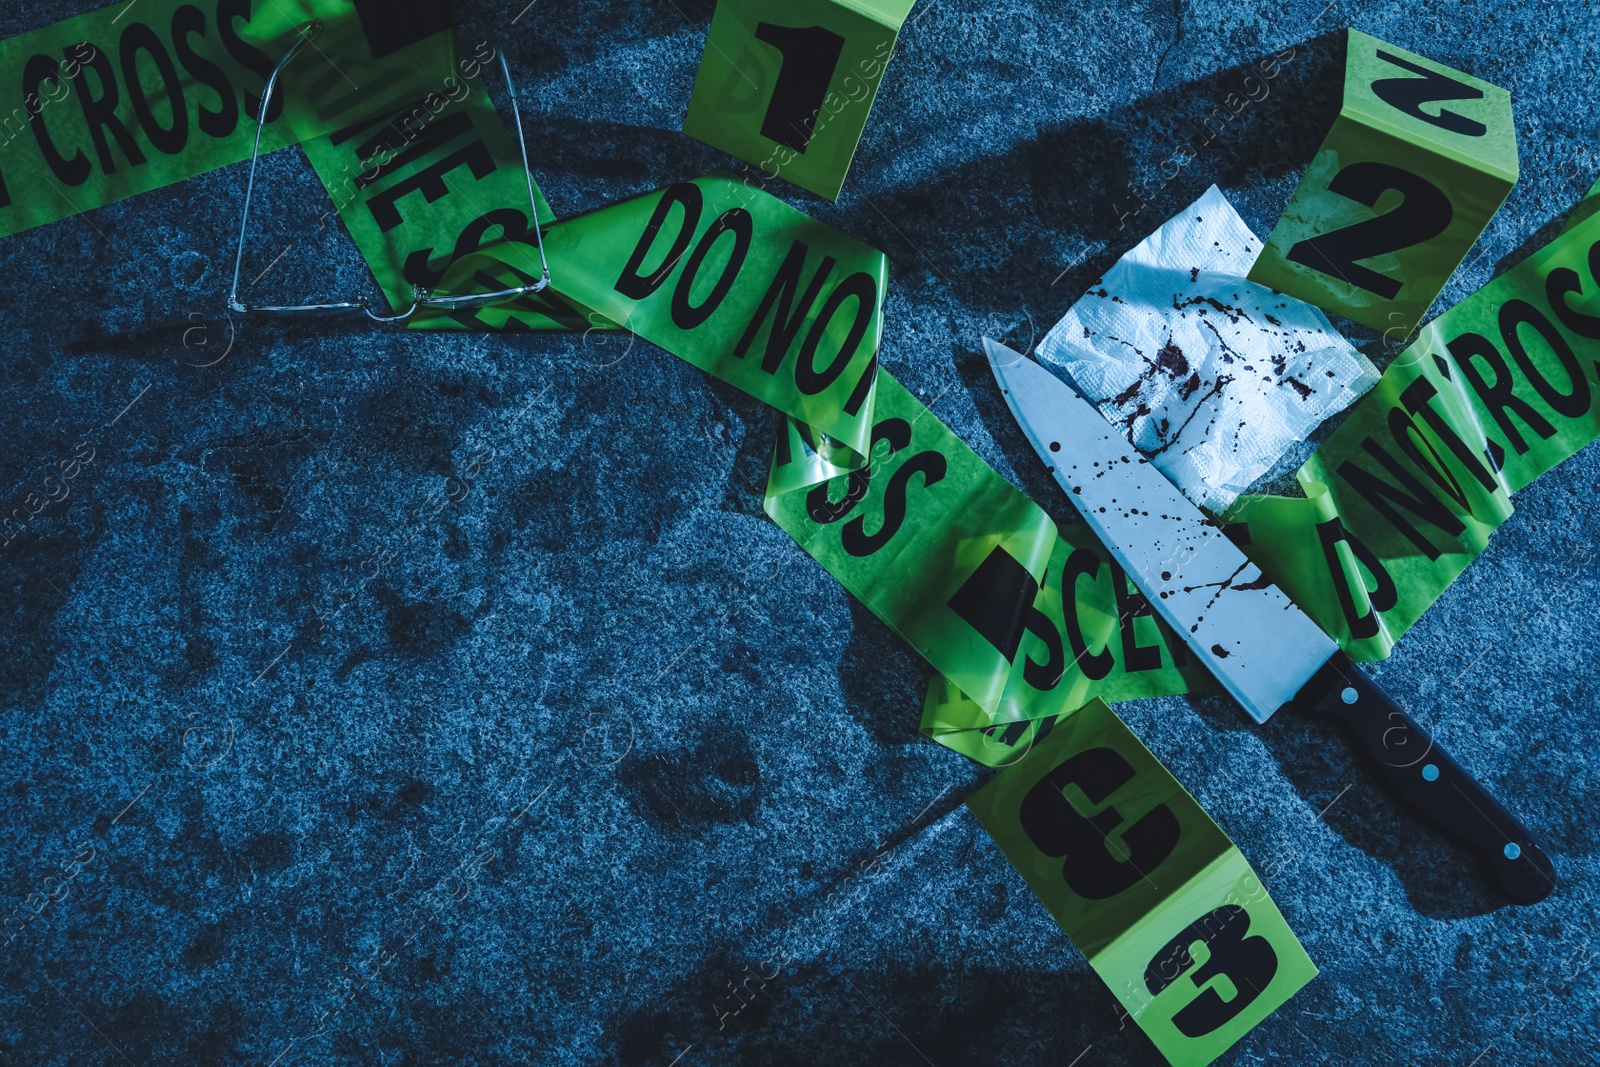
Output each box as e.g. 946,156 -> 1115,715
228,20 -> 551,323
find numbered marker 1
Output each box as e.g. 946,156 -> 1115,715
1248,29 -> 1517,334
967,699 -> 1315,1067
681,0 -> 916,201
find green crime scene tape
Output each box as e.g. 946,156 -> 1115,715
0,0 -> 474,238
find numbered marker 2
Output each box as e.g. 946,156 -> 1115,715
1249,29 -> 1517,334
682,0 -> 917,201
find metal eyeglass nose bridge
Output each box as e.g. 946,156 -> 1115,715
227,19 -> 551,323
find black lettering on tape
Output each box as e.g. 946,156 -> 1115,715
1449,331 -> 1557,456
1111,562 -> 1163,673
351,0 -> 452,60
365,141 -> 495,233
841,351 -> 877,418
840,449 -> 945,557
404,207 -> 536,290
1546,264 -> 1600,342
347,108 -> 476,193
671,208 -> 753,330
1400,377 -> 1499,495
732,239 -> 836,373
615,182 -> 703,301
218,0 -> 281,123
70,42 -> 148,174
1061,548 -> 1114,681
1336,438 -> 1467,561
804,417 -> 908,524
1498,298 -> 1592,419
1387,403 -> 1474,510
172,5 -> 238,139
120,21 -> 189,156
1021,599 -> 1065,691
1316,518 -> 1397,641
796,271 -> 875,396
947,545 -> 1039,664
25,53 -> 90,185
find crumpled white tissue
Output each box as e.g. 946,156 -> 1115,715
1036,185 -> 1378,513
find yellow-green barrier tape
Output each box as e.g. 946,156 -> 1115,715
0,0 -> 469,237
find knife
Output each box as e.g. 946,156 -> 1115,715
984,338 -> 1554,904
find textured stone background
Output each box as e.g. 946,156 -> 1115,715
2,0 -> 1598,1064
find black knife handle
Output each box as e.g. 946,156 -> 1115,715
1294,652 -> 1555,905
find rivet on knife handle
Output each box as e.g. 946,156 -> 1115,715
1294,652 -> 1555,905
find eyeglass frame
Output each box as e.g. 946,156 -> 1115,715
227,19 -> 552,323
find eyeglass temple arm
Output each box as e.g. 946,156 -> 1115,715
499,46 -> 550,293
228,22 -> 321,315
420,45 -> 552,313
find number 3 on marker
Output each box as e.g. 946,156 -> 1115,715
1018,748 -> 1181,900
1143,905 -> 1280,1038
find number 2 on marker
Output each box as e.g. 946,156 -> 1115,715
754,23 -> 846,153
1285,160 -> 1454,299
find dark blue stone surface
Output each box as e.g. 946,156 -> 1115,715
1,1 -> 1597,1064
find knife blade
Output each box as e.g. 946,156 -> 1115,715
985,338 -> 1554,904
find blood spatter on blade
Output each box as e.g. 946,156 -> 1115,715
1210,644 -> 1232,658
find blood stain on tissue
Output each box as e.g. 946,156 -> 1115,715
1112,380 -> 1144,406
1173,294 -> 1254,325
1153,342 -> 1189,378
1284,376 -> 1315,400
